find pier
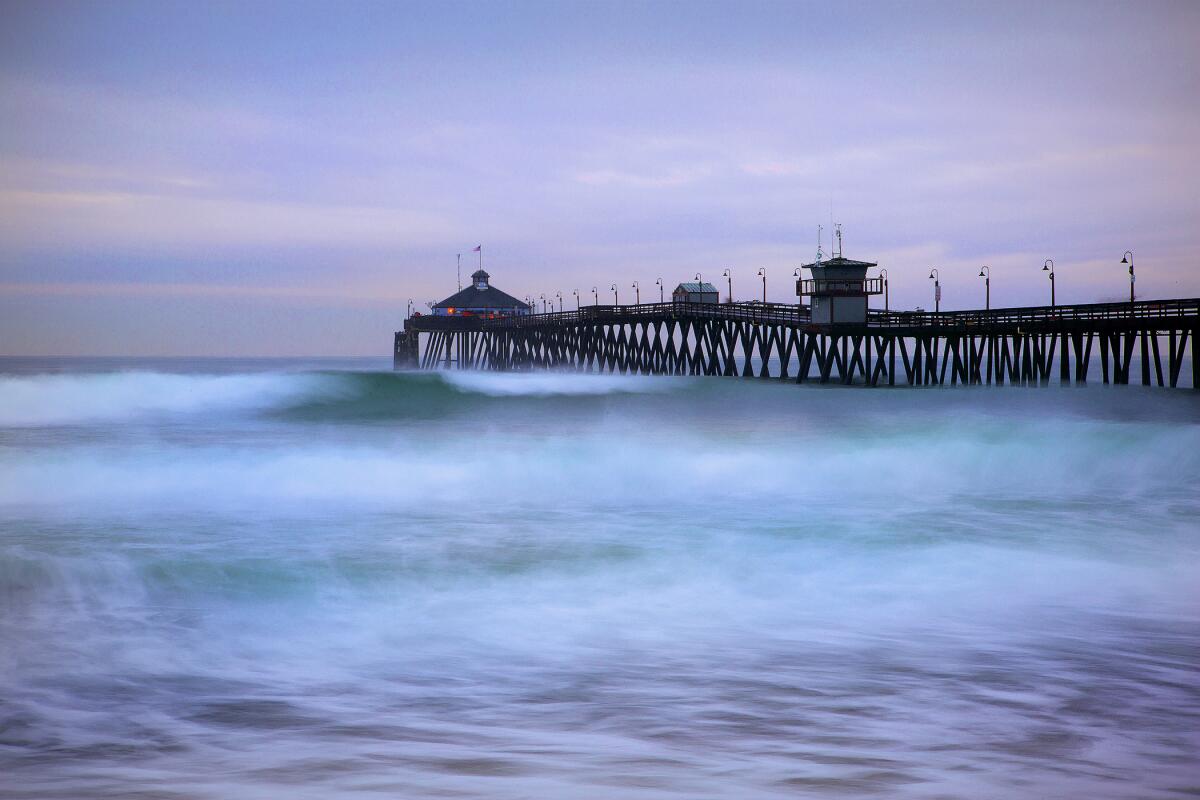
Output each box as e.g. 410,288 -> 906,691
395,297 -> 1199,388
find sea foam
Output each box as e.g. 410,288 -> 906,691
0,370 -> 331,426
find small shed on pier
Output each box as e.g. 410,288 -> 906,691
672,281 -> 719,304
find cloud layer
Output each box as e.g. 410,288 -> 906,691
2,1 -> 1198,355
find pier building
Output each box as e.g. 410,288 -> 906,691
672,281 -> 719,304
432,270 -> 530,318
797,256 -> 883,326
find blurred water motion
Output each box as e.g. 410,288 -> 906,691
1,360 -> 1198,798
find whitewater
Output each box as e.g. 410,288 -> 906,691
1,357 -> 1198,799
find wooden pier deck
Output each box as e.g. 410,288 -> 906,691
395,298 -> 1200,388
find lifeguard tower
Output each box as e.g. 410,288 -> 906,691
796,227 -> 882,326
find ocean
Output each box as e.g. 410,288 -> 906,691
1,358 -> 1198,799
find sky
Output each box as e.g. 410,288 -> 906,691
1,0 -> 1198,356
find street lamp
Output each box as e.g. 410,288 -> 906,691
592,286 -> 598,305
611,283 -> 619,305
1121,251 -> 1135,303
556,291 -> 562,312
928,268 -> 940,313
632,280 -> 640,305
407,299 -> 414,317
756,268 -> 766,303
540,293 -> 548,313
879,269 -> 889,312
573,289 -> 580,310
694,272 -> 703,303
1042,259 -> 1055,307
978,266 -> 990,311
655,277 -> 664,303
722,268 -> 732,304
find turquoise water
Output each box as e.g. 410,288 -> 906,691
1,359 -> 1198,798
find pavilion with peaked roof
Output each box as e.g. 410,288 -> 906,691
432,270 -> 530,317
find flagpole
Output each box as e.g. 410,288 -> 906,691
456,253 -> 461,290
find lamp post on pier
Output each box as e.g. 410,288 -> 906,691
632,281 -> 640,305
1042,259 -> 1055,307
695,273 -> 703,302
879,269 -> 889,311
722,268 -> 732,304
757,268 -> 766,303
611,283 -> 619,305
556,291 -> 562,312
978,266 -> 991,310
407,299 -> 413,317
539,293 -> 548,314
928,268 -> 940,313
1121,251 -> 1135,303
592,286 -> 598,305
655,277 -> 664,302
573,290 -> 580,310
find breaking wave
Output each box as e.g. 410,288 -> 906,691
0,370 -> 332,426
0,369 -> 686,427
441,370 -> 680,396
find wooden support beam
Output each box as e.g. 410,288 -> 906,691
1194,326 -> 1199,390
1151,332 -> 1164,387
1059,331 -> 1070,384
1100,333 -> 1110,383
818,336 -> 835,383
946,337 -> 959,386
1141,330 -> 1151,385
928,337 -> 940,384
870,336 -> 888,387
797,333 -> 816,384
889,336 -> 897,386
847,335 -> 866,385
900,337 -> 914,385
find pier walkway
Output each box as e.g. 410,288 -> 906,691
395,297 -> 1200,388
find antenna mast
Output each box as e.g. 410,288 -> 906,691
834,223 -> 843,258
456,253 -> 461,290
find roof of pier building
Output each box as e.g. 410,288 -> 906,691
672,282 -> 719,294
801,256 -> 878,273
433,270 -> 530,311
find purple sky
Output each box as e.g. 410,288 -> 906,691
2,0 -> 1198,355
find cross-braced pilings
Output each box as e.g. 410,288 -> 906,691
396,299 -> 1199,388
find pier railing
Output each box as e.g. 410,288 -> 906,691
484,301 -> 812,328
480,297 -> 1200,332
868,298 -> 1200,329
